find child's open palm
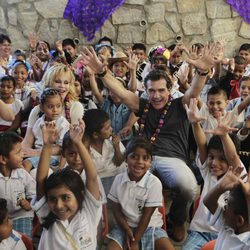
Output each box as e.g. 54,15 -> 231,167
41,121 -> 58,145
69,119 -> 85,144
219,166 -> 244,192
205,113 -> 238,135
184,98 -> 206,124
124,54 -> 140,71
187,42 -> 223,71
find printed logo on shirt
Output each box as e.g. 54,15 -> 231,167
78,228 -> 93,249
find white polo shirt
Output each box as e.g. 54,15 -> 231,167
190,158 -> 247,233
32,189 -> 102,250
208,206 -> 250,250
0,230 -> 26,250
0,168 -> 36,219
108,170 -> 163,228
90,138 -> 127,178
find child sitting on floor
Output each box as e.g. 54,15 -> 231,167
106,137 -> 175,250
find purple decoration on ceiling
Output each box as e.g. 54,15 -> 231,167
226,0 -> 250,24
63,0 -> 126,41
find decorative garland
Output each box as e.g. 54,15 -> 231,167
226,0 -> 250,24
138,97 -> 172,144
64,94 -> 71,123
63,0 -> 126,41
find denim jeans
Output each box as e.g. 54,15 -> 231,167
152,156 -> 198,225
182,230 -> 218,250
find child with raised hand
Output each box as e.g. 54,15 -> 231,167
0,132 -> 36,238
0,75 -> 23,133
203,167 -> 250,249
86,64 -> 133,144
182,98 -> 247,250
106,137 -> 175,250
22,88 -> 70,172
198,85 -> 250,142
0,198 -> 26,249
33,120 -> 102,250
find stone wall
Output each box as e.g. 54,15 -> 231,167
1,0 -> 250,56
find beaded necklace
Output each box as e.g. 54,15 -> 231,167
64,94 -> 71,123
138,97 -> 172,144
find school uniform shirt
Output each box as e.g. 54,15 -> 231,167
32,114 -> 70,149
0,99 -> 23,130
90,138 -> 127,178
108,170 -> 163,228
78,169 -> 107,204
227,97 -> 250,121
27,100 -> 84,126
32,189 -> 102,250
199,102 -> 241,142
190,158 -> 247,233
208,205 -> 250,250
0,168 -> 36,220
0,230 -> 26,250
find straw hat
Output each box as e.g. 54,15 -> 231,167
108,51 -> 129,67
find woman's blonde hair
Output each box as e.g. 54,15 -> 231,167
41,63 -> 77,101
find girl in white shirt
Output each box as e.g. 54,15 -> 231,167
33,121 -> 102,250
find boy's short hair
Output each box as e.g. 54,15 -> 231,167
240,76 -> 250,86
62,38 -> 76,49
144,69 -> 172,90
0,75 -> 16,88
125,137 -> 152,159
0,198 -> 8,224
83,109 -> 110,137
230,186 -> 248,222
234,55 -> 247,65
207,134 -> 240,155
0,132 -> 22,157
239,43 -> 250,53
207,86 -> 228,100
0,34 -> 11,44
132,43 -> 146,53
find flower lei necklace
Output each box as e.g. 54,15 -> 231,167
138,96 -> 172,144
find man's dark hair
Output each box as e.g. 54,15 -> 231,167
144,70 -> 172,90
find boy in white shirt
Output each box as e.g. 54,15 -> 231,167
0,132 -> 36,238
0,198 -> 26,250
204,167 -> 250,250
199,86 -> 250,142
106,137 -> 175,250
182,98 -> 247,250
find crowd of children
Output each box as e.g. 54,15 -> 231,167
0,31 -> 249,250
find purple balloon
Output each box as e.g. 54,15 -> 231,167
227,0 -> 250,24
